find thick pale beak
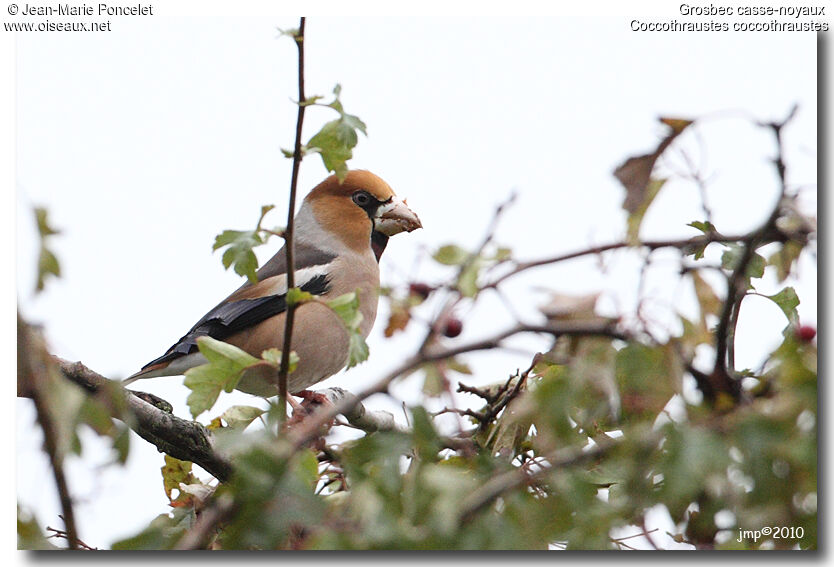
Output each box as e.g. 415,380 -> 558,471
374,196 -> 422,236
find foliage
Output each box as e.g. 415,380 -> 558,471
18,20 -> 816,552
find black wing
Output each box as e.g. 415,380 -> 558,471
141,273 -> 330,370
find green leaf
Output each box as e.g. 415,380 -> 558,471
321,291 -> 369,369
161,455 -> 197,504
347,331 -> 370,368
286,287 -> 313,306
327,291 -> 363,330
765,287 -> 800,326
768,240 -> 803,283
35,207 -> 59,236
445,358 -> 473,375
721,244 -> 766,282
657,424 -> 729,521
34,207 -> 61,292
220,405 -> 266,430
433,244 -> 469,266
615,343 -> 680,421
493,247 -> 513,261
36,247 -> 61,292
111,508 -> 193,550
184,337 -> 260,418
421,363 -> 446,397
213,229 -> 263,283
687,220 -> 716,234
260,348 -> 299,373
306,109 -> 367,181
685,221 -> 715,259
457,261 -> 482,297
295,448 -> 321,489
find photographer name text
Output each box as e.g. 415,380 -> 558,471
18,3 -> 152,16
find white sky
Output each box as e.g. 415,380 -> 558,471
5,0 -> 826,555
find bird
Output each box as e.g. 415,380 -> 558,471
123,170 -> 421,397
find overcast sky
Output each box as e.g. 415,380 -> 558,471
8,1 -> 823,552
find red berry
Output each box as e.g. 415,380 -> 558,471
443,317 -> 463,338
796,325 -> 816,343
409,282 -> 433,300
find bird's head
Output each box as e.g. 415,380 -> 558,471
304,170 -> 422,260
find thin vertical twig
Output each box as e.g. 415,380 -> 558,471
710,105 -> 797,399
277,17 -> 307,411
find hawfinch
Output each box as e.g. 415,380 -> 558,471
124,170 -> 421,397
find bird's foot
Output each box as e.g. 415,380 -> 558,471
286,389 -> 333,425
296,389 -> 332,407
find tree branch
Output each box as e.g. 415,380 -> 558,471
486,232 -> 755,290
51,359 -> 234,482
287,318 -> 628,450
18,317 -> 80,550
278,16 -> 308,410
25,357 -> 412,484
710,105 -> 797,396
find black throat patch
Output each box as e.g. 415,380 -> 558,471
371,230 -> 389,262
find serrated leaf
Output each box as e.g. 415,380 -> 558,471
184,337 -> 260,418
341,112 -> 368,136
768,241 -> 803,283
433,244 -> 469,266
260,348 -> 299,373
36,247 -> 61,292
307,114 -> 366,181
220,405 -> 266,430
346,331 -> 369,368
687,220 -> 716,234
161,455 -> 197,504
34,207 -> 61,293
721,244 -> 766,282
35,207 -> 60,237
766,287 -> 800,326
327,291 -> 363,330
685,221 -> 715,259
213,229 -> 263,283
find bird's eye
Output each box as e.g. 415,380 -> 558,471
352,191 -> 372,207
